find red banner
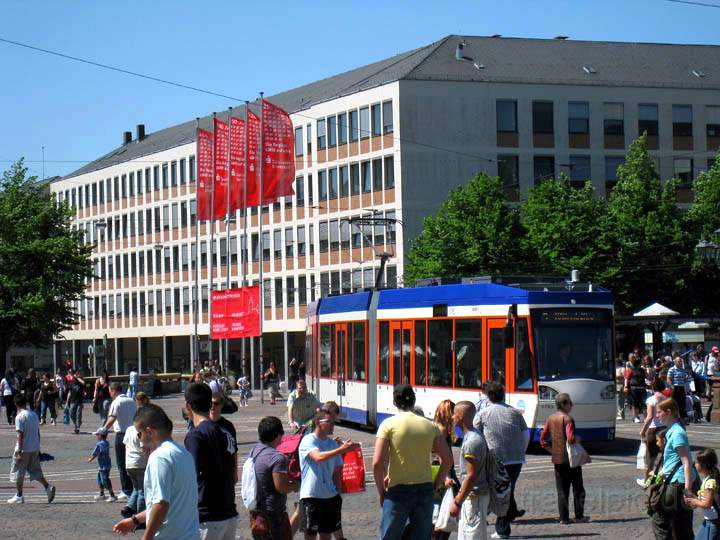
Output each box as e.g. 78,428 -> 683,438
210,285 -> 261,339
229,116 -> 245,212
213,118 -> 229,220
196,128 -> 214,221
262,100 -> 295,204
246,110 -> 261,207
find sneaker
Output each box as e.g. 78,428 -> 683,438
636,478 -> 647,487
74,428 -> 80,434
50,419 -> 56,426
574,516 -> 591,523
94,494 -> 105,501
46,485 -> 56,503
117,493 -> 129,502
7,495 -> 24,504
491,533 -> 509,539
633,417 -> 642,423
106,495 -> 118,502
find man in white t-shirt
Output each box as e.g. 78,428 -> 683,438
103,382 -> 137,500
8,394 -> 56,504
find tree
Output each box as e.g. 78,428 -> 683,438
404,173 -> 524,283
520,175 -> 604,278
597,136 -> 692,313
0,160 -> 93,371
688,150 -> 720,243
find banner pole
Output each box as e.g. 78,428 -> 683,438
208,112 -> 217,368
242,101 -> 250,380
193,117 -> 200,372
258,93 -> 265,405
224,107 -> 233,375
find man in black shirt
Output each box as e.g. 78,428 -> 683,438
209,392 -> 238,484
184,383 -> 238,540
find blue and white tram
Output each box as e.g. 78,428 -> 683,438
306,280 -> 616,441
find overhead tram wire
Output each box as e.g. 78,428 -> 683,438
664,0 -> 720,8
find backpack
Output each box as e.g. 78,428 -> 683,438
241,447 -> 265,511
275,428 -> 306,482
486,449 -> 512,517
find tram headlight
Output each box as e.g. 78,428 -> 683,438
600,384 -> 616,400
538,385 -> 558,401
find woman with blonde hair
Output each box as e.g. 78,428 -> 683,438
432,399 -> 459,540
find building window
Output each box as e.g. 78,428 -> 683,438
605,156 -> 624,183
285,228 -> 293,258
297,226 -> 306,256
319,221 -> 328,252
673,105 -> 693,137
706,106 -> 720,138
349,110 -> 359,142
533,155 -> 555,184
569,155 -> 591,184
162,163 -> 169,189
327,115 -> 337,147
298,275 -> 307,306
383,100 -> 393,134
179,158 -> 187,185
497,155 -> 519,188
361,161 -> 371,193
372,159 -> 383,191
533,101 -> 554,134
339,166 -> 349,198
294,127 -> 303,157
318,170 -> 328,202
639,104 -> 659,136
568,102 -> 589,134
287,276 -> 295,308
317,119 -> 326,150
384,156 -> 395,189
359,106 -> 370,139
350,163 -> 360,195
307,173 -> 313,206
338,112 -> 348,145
497,100 -> 517,132
171,161 -> 178,187
386,210 -> 396,244
295,176 -> 304,207
604,103 -> 624,136
274,278 -> 283,308
674,158 -> 693,186
351,219 -> 361,248
329,219 -> 339,251
371,104 -> 381,136
329,168 -> 338,200
262,231 -> 270,261
340,220 -> 350,250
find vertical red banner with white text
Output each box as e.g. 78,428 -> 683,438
213,118 -> 229,220
196,128 -> 214,221
210,286 -> 261,339
229,117 -> 245,212
246,111 -> 261,207
262,100 -> 295,205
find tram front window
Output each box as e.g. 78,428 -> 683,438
532,308 -> 613,381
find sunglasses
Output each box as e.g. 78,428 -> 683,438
211,400 -> 223,407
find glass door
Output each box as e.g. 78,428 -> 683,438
335,324 -> 347,403
486,319 -> 513,386
390,321 -> 412,385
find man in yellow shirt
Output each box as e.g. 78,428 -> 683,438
372,384 -> 453,540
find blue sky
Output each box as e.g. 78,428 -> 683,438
2,0 -> 719,179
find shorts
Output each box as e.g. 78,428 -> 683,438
10,450 -> 44,483
301,495 -> 342,534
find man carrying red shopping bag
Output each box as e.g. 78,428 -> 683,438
298,405 -> 360,540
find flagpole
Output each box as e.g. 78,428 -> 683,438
208,112 -> 217,368
258,92 -> 265,405
242,101 -> 249,380
224,107 -> 233,375
193,117 -> 200,372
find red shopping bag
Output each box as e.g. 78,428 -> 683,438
340,446 -> 366,493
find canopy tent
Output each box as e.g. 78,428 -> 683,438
633,302 -> 680,318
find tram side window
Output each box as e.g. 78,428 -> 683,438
428,320 -> 452,387
455,319 -> 482,389
320,324 -> 334,377
414,320 -> 427,386
515,318 -> 533,390
352,322 -> 366,381
379,321 -> 390,383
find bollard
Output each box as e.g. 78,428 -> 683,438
711,377 -> 720,423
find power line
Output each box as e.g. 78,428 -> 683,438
664,0 -> 720,8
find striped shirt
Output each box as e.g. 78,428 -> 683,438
667,366 -> 690,387
473,402 -> 529,465
287,390 -> 321,426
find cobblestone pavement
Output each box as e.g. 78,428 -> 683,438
0,395 -> 716,539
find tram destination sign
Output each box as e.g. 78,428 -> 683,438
539,309 -> 610,324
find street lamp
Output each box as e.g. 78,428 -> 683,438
696,228 -> 720,265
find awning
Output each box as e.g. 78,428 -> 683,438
633,303 -> 680,317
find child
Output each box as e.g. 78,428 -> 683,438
88,428 -> 116,502
238,375 -> 250,407
685,448 -> 719,540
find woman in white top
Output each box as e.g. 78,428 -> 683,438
121,392 -> 150,518
1,369 -> 18,425
54,368 -> 65,408
640,378 -> 667,479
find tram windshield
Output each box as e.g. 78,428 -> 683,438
531,308 -> 613,381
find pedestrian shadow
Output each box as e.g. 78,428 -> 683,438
589,516 -> 647,524
515,534 -> 600,538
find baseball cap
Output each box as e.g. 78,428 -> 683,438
712,346 -> 719,353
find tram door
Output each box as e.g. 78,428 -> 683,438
335,324 -> 348,408
390,321 -> 412,385
486,319 -> 514,386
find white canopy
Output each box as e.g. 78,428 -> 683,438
633,302 -> 680,318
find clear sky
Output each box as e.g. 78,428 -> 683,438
2,0 -> 719,179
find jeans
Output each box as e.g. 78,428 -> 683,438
98,399 -> 110,427
97,468 -> 113,491
672,386 -> 687,420
126,468 -> 146,513
69,402 -> 83,430
114,432 -> 132,497
3,395 -> 16,424
41,400 -> 57,421
495,463 -> 523,536
380,482 -> 434,540
554,463 -> 585,521
695,519 -> 718,540
127,384 -> 137,399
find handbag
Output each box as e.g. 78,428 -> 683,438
92,400 -> 100,414
340,446 -> 366,493
636,441 -> 647,470
434,488 -> 458,533
645,459 -> 683,514
566,440 -> 591,468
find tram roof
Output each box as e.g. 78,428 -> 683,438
316,283 -> 612,315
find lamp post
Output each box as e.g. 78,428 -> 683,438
696,228 -> 720,265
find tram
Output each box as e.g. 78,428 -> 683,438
306,276 -> 616,441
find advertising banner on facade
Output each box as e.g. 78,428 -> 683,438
213,118 -> 229,220
210,285 -> 261,339
196,128 -> 214,221
246,110 -> 261,207
229,116 -> 245,212
261,100 -> 295,204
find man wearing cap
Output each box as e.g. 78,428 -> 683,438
372,384 -> 453,540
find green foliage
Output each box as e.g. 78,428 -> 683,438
688,150 -> 720,243
521,175 -> 603,278
404,173 -> 524,283
0,160 -> 93,361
